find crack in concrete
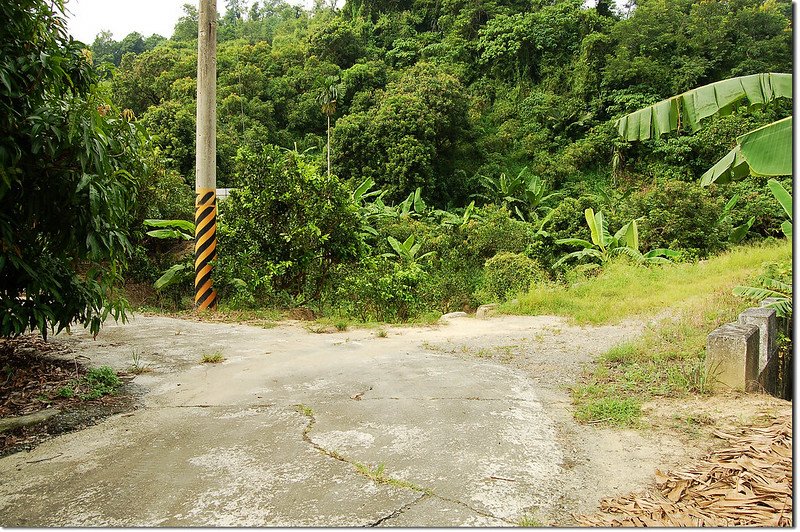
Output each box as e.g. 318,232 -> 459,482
293,404 -> 516,526
358,396 -> 512,402
366,492 -> 430,527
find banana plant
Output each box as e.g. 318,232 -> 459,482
554,208 -> 678,268
767,179 -> 792,238
615,73 -> 792,185
718,194 -> 756,244
143,219 -> 196,290
733,277 -> 792,318
381,235 -> 435,265
474,167 -> 559,222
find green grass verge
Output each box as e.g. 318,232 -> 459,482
502,240 -> 791,325
513,241 -> 792,427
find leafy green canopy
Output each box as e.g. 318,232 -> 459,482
0,0 -> 148,337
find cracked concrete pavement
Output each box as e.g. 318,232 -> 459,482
0,313 -> 686,526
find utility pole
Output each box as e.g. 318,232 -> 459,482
195,0 -> 218,310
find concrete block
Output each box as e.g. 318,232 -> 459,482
706,323 -> 759,391
476,304 -> 498,320
761,297 -> 789,336
738,307 -> 777,375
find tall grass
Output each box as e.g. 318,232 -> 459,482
505,240 -> 792,427
502,240 -> 791,324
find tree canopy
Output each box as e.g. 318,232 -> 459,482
1,0 -> 148,337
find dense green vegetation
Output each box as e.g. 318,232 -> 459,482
101,0 -> 790,318
1,0 -> 792,338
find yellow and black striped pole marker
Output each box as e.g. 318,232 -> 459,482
195,0 -> 217,310
194,188 -> 217,310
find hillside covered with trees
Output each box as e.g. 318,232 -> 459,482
3,0 -> 793,332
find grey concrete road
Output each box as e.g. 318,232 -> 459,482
0,314 -> 664,526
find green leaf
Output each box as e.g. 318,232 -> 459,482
387,236 -> 404,256
154,263 -> 190,290
767,178 -> 792,220
585,208 -> 601,247
700,117 -> 792,185
616,73 -> 792,140
729,216 -> 755,244
146,229 -> 193,240
352,177 -> 375,201
555,238 -> 594,249
780,220 -> 792,238
144,218 -> 196,232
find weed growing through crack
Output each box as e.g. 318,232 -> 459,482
200,352 -> 225,364
128,349 -> 152,374
518,513 -> 544,527
354,461 -> 431,493
295,404 -> 314,418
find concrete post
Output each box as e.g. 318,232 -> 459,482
738,307 -> 777,375
195,0 -> 218,310
761,297 -> 788,336
705,323 -> 759,391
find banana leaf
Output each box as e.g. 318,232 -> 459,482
144,218 -> 196,232
616,73 -> 792,141
729,216 -> 755,244
700,117 -> 792,185
767,178 -> 792,220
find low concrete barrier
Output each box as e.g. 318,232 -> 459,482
705,323 -> 759,391
706,305 -> 791,398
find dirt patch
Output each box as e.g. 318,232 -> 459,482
0,335 -> 137,457
577,415 -> 792,526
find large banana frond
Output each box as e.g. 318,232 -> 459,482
700,117 -> 792,185
616,73 -> 791,141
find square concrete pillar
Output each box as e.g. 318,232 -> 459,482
706,323 -> 759,391
761,297 -> 789,336
739,307 -> 777,375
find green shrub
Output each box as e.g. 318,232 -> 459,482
623,180 -> 728,260
332,257 -> 427,322
479,252 -> 547,303
460,204 -> 536,262
720,175 -> 793,239
216,146 -> 363,307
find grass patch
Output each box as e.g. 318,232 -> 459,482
200,352 -> 225,364
570,281 -> 750,425
502,241 -> 791,325
574,397 -> 641,426
518,513 -> 544,527
375,328 -> 388,338
565,242 -> 791,426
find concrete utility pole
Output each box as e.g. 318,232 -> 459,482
195,0 -> 218,310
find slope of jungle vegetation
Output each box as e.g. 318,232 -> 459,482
1,0 -> 792,336
100,0 -> 791,321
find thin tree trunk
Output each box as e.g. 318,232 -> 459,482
326,113 -> 331,176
